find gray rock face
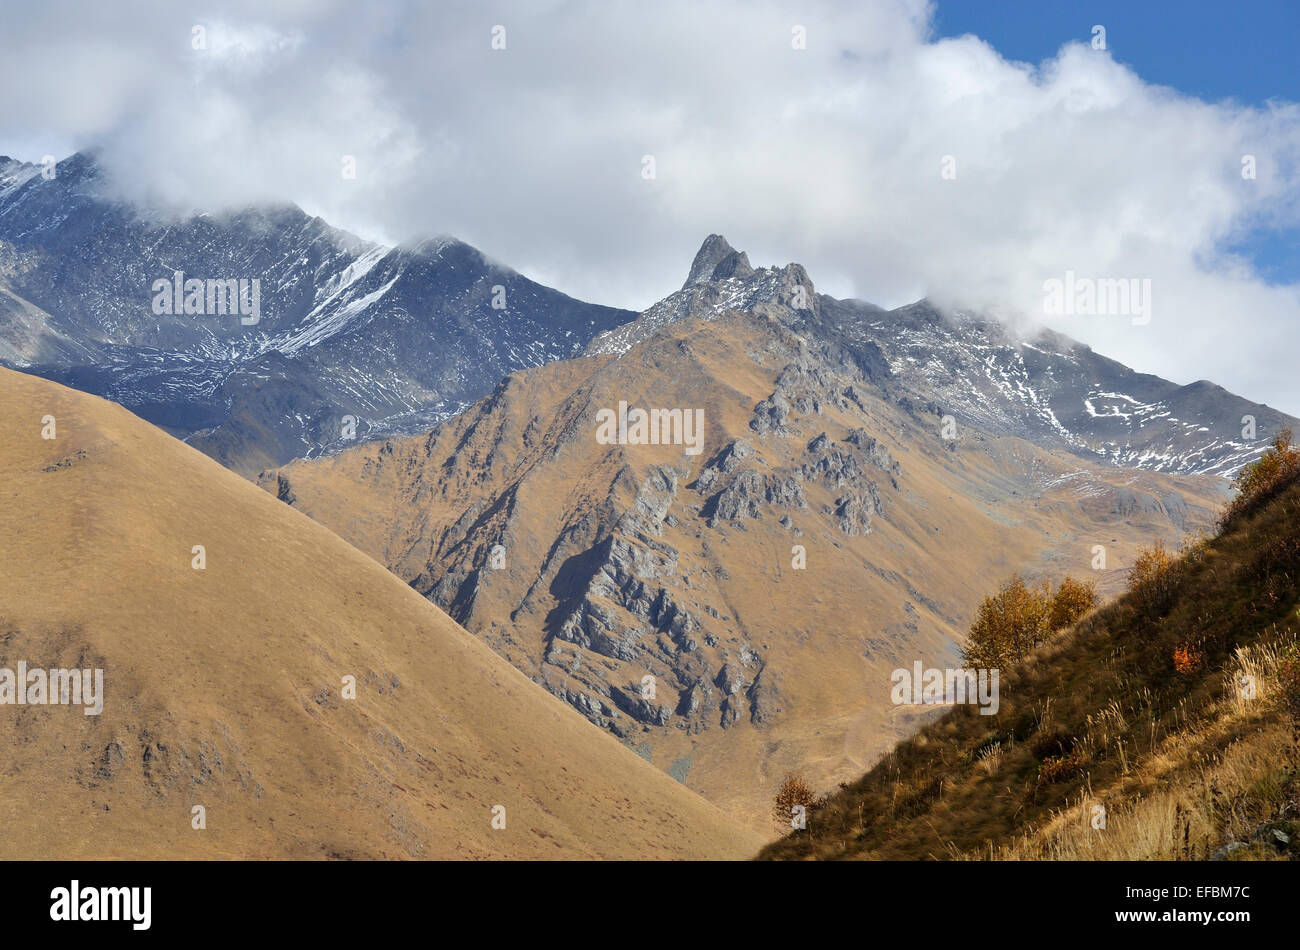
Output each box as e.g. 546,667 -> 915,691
274,473 -> 296,505
413,414 -> 798,740
683,234 -> 752,288
587,241 -> 821,358
676,681 -> 707,717
609,684 -> 671,726
711,249 -> 756,284
845,428 -> 901,480
715,662 -> 745,695
706,471 -> 807,525
750,392 -> 793,435
833,489 -> 883,536
559,598 -> 647,662
694,439 -> 753,494
746,671 -> 781,725
460,284 -> 903,740
547,682 -> 624,735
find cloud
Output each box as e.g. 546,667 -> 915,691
2,0 -> 1299,413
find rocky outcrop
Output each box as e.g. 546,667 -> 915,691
274,473 -> 296,505
845,428 -> 901,478
694,439 -> 753,493
750,391 -> 792,436
705,471 -> 808,525
746,669 -> 781,726
833,489 -> 884,536
609,684 -> 672,726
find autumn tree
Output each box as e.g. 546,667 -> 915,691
962,575 -> 1052,669
1048,576 -> 1097,631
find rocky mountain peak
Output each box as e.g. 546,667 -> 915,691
0,155 -> 638,471
683,234 -> 754,288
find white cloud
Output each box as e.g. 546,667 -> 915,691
2,0 -> 1298,413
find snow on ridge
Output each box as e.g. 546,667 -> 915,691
311,244 -> 389,307
273,247 -> 396,355
586,267 -> 786,356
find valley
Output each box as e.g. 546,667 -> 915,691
0,366 -> 761,859
259,239 -> 1248,831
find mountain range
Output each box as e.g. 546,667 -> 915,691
0,153 -> 634,474
258,236 -> 1267,829
3,153 -> 1297,845
3,157 -> 1291,481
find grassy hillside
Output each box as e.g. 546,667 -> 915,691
0,367 -> 762,860
761,464 -> 1300,860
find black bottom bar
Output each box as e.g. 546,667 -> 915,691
0,859 -> 1280,936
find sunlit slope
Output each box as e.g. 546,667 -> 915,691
0,367 -> 761,859
760,472 -> 1300,861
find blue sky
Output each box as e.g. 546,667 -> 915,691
934,1 -> 1300,105
934,0 -> 1300,285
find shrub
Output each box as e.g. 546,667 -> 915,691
962,575 -> 1052,670
1037,752 -> 1083,784
975,741 -> 1003,776
1049,576 -> 1097,631
1222,429 -> 1300,526
1246,532 -> 1300,617
1030,729 -> 1079,760
1173,641 -> 1204,674
1128,542 -> 1181,617
772,772 -> 815,831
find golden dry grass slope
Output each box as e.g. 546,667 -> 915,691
760,471 -> 1300,861
262,307 -> 1229,836
0,367 -> 762,859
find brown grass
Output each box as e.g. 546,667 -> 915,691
759,475 -> 1300,861
0,368 -> 763,860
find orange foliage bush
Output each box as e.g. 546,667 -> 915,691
1173,641 -> 1203,674
963,575 -> 1100,671
1037,752 -> 1083,784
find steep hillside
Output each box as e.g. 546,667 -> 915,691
0,367 -> 761,859
262,279 -> 1229,831
0,153 -> 635,473
760,469 -> 1300,860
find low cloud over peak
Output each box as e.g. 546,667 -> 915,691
2,0 -> 1298,412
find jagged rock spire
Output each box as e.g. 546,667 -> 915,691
683,234 -> 754,289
